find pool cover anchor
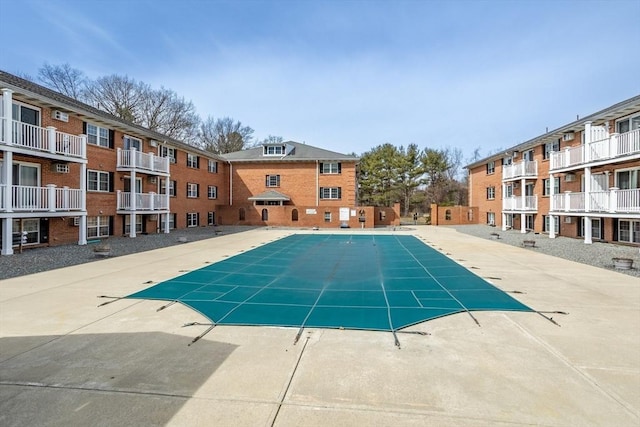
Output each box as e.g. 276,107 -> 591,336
156,300 -> 178,312
96,295 -> 124,307
182,322 -> 216,346
535,310 -> 568,327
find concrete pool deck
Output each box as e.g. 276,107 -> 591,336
1,226 -> 639,426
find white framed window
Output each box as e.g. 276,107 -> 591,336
543,215 -> 560,234
523,149 -> 534,161
505,213 -> 513,228
615,168 -> 640,190
208,159 -> 218,173
87,216 -> 110,238
265,175 -> 280,187
123,135 -> 141,151
263,145 -> 285,156
160,213 -> 175,230
208,185 -> 217,199
486,186 -> 495,200
320,187 -> 341,199
486,161 -> 495,174
187,212 -> 199,227
616,113 -> 640,134
525,214 -> 535,230
88,170 -> 110,192
162,179 -> 176,197
544,140 -> 560,159
324,212 -> 331,222
320,162 -> 341,174
187,183 -> 199,198
505,184 -> 513,198
187,153 -> 199,168
208,211 -> 215,225
543,177 -> 560,196
503,156 -> 513,166
618,220 -> 640,243
124,215 -> 143,234
86,123 -> 109,147
11,218 -> 39,246
487,212 -> 495,226
160,146 -> 176,163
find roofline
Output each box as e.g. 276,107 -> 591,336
465,94 -> 640,169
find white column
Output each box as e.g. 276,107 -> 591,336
1,145 -> 13,255
47,126 -> 56,154
584,216 -> 592,244
549,171 -> 556,239
501,212 -> 507,231
46,184 -> 56,212
584,167 -> 591,213
2,89 -> 13,146
129,170 -> 137,238
520,213 -> 526,233
584,121 -> 592,163
78,156 -> 87,246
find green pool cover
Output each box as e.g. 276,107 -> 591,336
126,234 -> 532,331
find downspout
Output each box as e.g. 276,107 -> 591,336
229,161 -> 233,206
316,160 -> 319,206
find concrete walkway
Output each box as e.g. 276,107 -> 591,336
1,226 -> 638,426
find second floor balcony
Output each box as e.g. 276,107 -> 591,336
550,128 -> 640,172
116,191 -> 169,211
502,160 -> 537,181
551,188 -> 640,214
502,195 -> 538,212
0,184 -> 84,213
116,148 -> 170,175
1,119 -> 86,161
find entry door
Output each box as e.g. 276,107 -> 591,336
525,183 -> 534,196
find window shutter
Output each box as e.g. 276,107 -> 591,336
82,121 -> 87,134
197,213 -> 200,226
196,184 -> 199,198
319,187 -> 324,199
612,219 -> 618,241
186,213 -> 189,225
108,172 -> 114,192
338,187 -> 342,199
196,156 -> 200,169
108,216 -> 114,236
338,163 -> 342,173
319,163 -> 324,174
108,130 -> 115,149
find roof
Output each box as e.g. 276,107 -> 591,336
465,94 -> 640,169
222,140 -> 359,162
0,70 -> 225,162
247,190 -> 291,201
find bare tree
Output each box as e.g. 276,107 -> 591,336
259,135 -> 284,144
84,75 -> 148,122
200,116 -> 254,154
139,87 -> 200,143
38,63 -> 87,99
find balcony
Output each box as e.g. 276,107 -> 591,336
550,128 -> 640,172
117,191 -> 169,211
0,184 -> 83,212
551,188 -> 640,214
0,120 -> 86,161
117,148 -> 170,175
502,195 -> 538,212
502,160 -> 538,181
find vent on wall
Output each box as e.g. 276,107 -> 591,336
149,176 -> 157,184
564,217 -> 573,224
54,163 -> 69,173
52,110 -> 69,122
565,174 -> 575,182
73,217 -> 80,226
562,132 -> 575,141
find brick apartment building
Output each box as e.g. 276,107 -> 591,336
1,71 -> 395,256
466,95 -> 640,245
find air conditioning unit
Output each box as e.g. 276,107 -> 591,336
513,183 -> 520,189
149,176 -> 157,184
73,217 -> 80,226
564,217 -> 573,224
149,140 -> 158,147
562,132 -> 575,141
169,157 -> 176,163
54,163 -> 69,173
565,174 -> 575,182
52,110 -> 69,122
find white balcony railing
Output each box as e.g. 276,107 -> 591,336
502,195 -> 538,211
117,191 -> 169,211
1,185 -> 83,212
117,149 -> 170,174
0,121 -> 86,159
502,160 -> 538,180
550,128 -> 640,171
551,188 -> 640,213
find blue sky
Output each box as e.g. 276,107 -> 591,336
1,0 -> 639,160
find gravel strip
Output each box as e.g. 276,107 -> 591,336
0,226 -> 257,281
446,224 -> 640,278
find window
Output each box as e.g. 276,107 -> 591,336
87,216 -> 110,238
124,215 -> 143,234
11,218 -> 39,245
544,140 -> 560,159
86,124 -> 109,147
523,149 -> 534,161
187,212 -> 199,227
239,208 -> 246,221
123,135 -> 141,151
445,209 -> 452,221
261,209 -> 268,221
525,214 -> 535,230
486,161 -> 495,174
543,177 -> 560,196
265,175 -> 281,187
503,157 -> 513,166
486,187 -> 495,200
320,162 -> 341,174
616,169 -> 640,190
292,209 -> 299,221
160,213 -> 175,230
187,153 -> 199,168
162,179 -> 176,197
160,146 -> 176,163
208,159 -> 218,173
616,113 -> 640,134
618,220 -> 640,243
208,212 -> 215,225
263,145 -> 285,156
320,187 -> 341,200
208,185 -> 217,199
543,215 -> 560,234
505,184 -> 513,198
591,218 -> 602,240
187,183 -> 199,198
88,170 -> 110,192
487,212 -> 495,226
324,212 -> 332,222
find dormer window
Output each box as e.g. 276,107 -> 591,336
263,145 -> 285,156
